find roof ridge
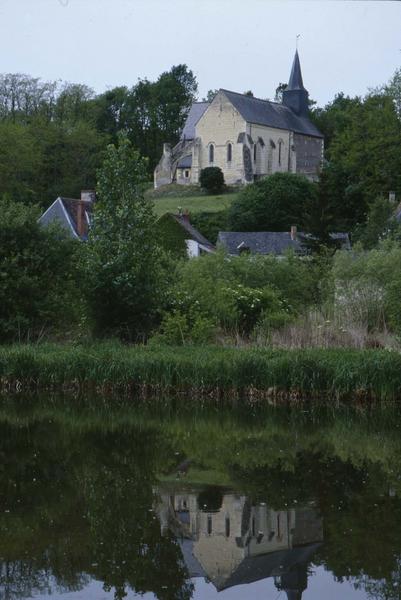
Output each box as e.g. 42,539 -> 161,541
220,88 -> 283,107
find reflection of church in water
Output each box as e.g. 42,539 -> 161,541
156,487 -> 323,598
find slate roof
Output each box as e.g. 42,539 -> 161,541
221,89 -> 323,138
177,155 -> 192,168
217,231 -> 350,256
287,49 -> 305,91
218,543 -> 322,592
181,102 -> 209,140
170,213 -> 215,249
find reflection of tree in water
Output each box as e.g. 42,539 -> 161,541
0,421 -> 193,600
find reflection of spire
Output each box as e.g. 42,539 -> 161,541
275,563 -> 308,600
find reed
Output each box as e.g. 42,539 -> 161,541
0,343 -> 401,401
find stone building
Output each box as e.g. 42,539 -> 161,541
155,486 -> 323,596
154,51 -> 323,188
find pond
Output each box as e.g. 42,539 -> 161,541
1,397 -> 401,600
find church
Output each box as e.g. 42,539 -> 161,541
154,51 -> 324,188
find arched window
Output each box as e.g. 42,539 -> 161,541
209,144 -> 214,164
207,515 -> 212,535
253,143 -> 257,162
225,517 -> 230,538
278,140 -> 283,166
227,143 -> 232,162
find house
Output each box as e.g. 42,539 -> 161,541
154,50 -> 324,189
156,212 -> 215,257
217,227 -> 351,256
39,190 -> 95,240
155,485 -> 323,596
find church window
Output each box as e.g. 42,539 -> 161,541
253,144 -> 257,162
225,517 -> 230,538
207,515 -> 212,535
227,143 -> 232,162
278,140 -> 283,166
184,170 -> 189,178
209,144 -> 214,164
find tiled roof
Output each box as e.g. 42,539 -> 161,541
217,231 -> 350,256
221,89 -> 323,138
181,102 -> 209,140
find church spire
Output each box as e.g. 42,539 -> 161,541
282,50 -> 309,117
287,50 -> 305,91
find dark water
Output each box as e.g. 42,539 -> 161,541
1,398 -> 401,600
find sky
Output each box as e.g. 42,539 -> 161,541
0,0 -> 400,107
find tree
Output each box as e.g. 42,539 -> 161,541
228,172 -> 317,232
84,134 -> 165,339
0,195 -> 81,341
199,166 -> 225,194
354,195 -> 398,249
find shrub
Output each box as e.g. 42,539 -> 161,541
228,172 -> 317,231
199,167 -> 225,195
190,209 -> 229,244
0,195 -> 82,341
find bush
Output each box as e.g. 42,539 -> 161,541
190,209 -> 229,244
199,167 -> 225,195
0,196 -> 82,341
228,172 -> 317,231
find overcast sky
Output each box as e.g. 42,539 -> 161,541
0,0 -> 400,106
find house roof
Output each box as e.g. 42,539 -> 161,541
220,89 -> 323,138
177,155 -> 192,168
217,231 -> 350,256
181,102 -> 210,140
170,213 -> 214,249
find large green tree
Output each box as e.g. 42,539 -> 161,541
0,195 -> 81,341
228,172 -> 317,232
84,134 -> 166,339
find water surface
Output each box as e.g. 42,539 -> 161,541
0,398 -> 400,600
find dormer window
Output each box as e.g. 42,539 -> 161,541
209,144 -> 214,164
227,143 -> 232,162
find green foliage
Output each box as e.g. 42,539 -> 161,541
155,213 -> 190,258
312,90 -> 401,232
228,172 -> 317,231
0,196 -> 81,341
190,209 -> 228,244
333,243 -> 401,333
84,134 -> 165,339
164,251 -> 318,339
1,343 -> 401,400
199,166 -> 225,195
354,195 -> 399,249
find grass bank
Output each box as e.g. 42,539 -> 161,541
150,191 -> 237,217
1,344 -> 401,401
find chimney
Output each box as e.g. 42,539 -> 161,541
76,201 -> 86,239
76,190 -> 95,239
290,225 -> 297,241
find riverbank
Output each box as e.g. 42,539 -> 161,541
1,344 -> 400,401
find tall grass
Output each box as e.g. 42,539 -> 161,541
1,343 -> 401,401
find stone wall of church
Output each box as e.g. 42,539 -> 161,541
293,134 -> 324,181
193,92 -> 246,185
246,124 -> 294,177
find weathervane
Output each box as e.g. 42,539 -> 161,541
296,34 -> 301,50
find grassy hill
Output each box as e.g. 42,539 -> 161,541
146,184 -> 238,217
